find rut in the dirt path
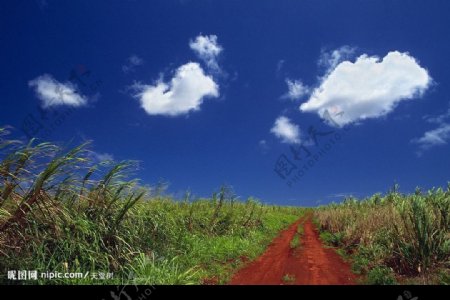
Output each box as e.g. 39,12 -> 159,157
230,215 -> 358,285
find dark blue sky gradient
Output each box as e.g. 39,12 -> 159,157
1,0 -> 450,205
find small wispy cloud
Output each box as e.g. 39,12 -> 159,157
28,74 -> 88,108
281,79 -> 310,101
258,139 -> 269,154
122,54 -> 144,74
318,45 -> 356,72
270,116 -> 301,144
189,34 -> 223,73
276,59 -> 285,76
92,152 -> 114,162
326,192 -> 357,199
423,107 -> 450,124
413,124 -> 450,151
412,107 -> 450,155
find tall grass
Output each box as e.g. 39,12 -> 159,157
314,185 -> 450,284
0,128 -> 303,284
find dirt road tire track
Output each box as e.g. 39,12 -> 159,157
230,215 -> 357,285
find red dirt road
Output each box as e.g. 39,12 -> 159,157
230,215 -> 357,285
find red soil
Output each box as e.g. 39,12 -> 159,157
229,215 -> 358,285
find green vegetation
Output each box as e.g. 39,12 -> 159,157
289,235 -> 300,250
0,128 -> 304,284
2,126 -> 448,285
314,185 -> 450,284
289,224 -> 304,250
319,231 -> 344,247
297,223 -> 304,236
366,266 -> 396,285
282,273 -> 295,283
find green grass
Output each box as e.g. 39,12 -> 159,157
0,128 -> 304,284
319,231 -> 345,247
289,223 -> 304,250
366,267 -> 396,285
314,185 -> 450,284
289,235 -> 300,249
297,223 -> 304,235
282,273 -> 295,284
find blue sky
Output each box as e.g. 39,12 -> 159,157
1,0 -> 450,206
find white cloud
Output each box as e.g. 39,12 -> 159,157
258,139 -> 269,153
282,79 -> 310,100
412,123 -> 450,153
300,51 -> 432,127
93,152 -> 114,162
423,107 -> 450,124
318,46 -> 355,71
189,34 -> 222,72
327,192 -> 357,199
122,54 -> 144,73
276,59 -> 285,76
132,62 -> 219,116
28,74 -> 88,108
270,116 -> 301,144
413,106 -> 450,153
128,55 -> 143,66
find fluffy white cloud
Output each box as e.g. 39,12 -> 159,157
282,79 -> 310,100
300,51 -> 432,126
412,123 -> 450,152
133,62 -> 219,116
189,34 -> 222,72
270,116 -> 301,144
28,74 -> 88,108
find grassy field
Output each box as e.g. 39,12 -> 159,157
0,128 -> 304,284
1,127 -> 449,285
314,186 -> 450,284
